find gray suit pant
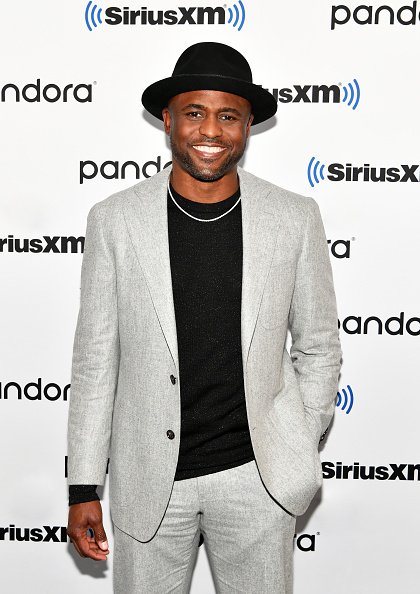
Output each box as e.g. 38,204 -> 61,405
113,459 -> 296,594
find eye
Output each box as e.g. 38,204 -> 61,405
185,111 -> 203,119
219,114 -> 237,122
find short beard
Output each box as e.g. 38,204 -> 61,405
169,134 -> 246,182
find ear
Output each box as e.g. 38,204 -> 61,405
162,107 -> 171,135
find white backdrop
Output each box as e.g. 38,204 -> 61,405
1,1 -> 419,592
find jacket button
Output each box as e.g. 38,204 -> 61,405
170,375 -> 177,384
166,430 -> 175,440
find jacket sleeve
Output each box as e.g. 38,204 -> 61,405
288,198 -> 342,445
67,203 -> 120,485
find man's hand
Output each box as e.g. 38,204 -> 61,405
67,500 -> 109,561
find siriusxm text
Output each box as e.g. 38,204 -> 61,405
104,6 -> 225,25
323,462 -> 420,480
0,236 -> 84,254
264,84 -> 340,104
327,163 -> 420,182
0,525 -> 68,542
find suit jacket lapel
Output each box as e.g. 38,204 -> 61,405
123,168 -> 180,370
122,167 -> 281,375
239,168 -> 281,368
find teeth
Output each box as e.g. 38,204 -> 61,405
193,145 -> 225,153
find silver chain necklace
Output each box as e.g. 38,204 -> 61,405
167,179 -> 241,223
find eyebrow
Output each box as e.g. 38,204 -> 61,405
181,103 -> 243,116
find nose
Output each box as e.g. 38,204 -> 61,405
199,114 -> 222,139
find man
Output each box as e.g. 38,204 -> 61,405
67,42 -> 342,593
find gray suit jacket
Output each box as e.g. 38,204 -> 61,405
67,167 -> 342,542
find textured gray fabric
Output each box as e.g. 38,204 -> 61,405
113,460 -> 295,594
67,167 -> 342,543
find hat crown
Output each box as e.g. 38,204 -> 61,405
172,42 -> 253,83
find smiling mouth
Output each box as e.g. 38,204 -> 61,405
192,145 -> 227,154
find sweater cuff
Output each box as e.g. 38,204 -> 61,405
69,485 -> 99,506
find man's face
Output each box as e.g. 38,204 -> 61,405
162,90 -> 253,182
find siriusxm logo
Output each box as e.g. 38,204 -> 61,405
331,2 -> 420,30
263,79 -> 360,110
0,525 -> 68,542
336,385 -> 354,414
307,158 -> 420,187
85,1 -> 246,31
323,462 -> 420,480
0,235 -> 84,253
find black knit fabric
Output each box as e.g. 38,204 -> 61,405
68,484 -> 99,506
68,180 -> 254,504
168,183 -> 254,480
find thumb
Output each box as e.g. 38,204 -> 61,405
98,539 -> 109,551
91,520 -> 108,550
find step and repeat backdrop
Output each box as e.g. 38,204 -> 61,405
1,1 -> 419,592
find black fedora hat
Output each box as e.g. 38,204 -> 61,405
141,42 -> 277,126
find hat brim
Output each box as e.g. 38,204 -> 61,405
141,74 -> 277,126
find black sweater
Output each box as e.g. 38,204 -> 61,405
69,182 -> 254,505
